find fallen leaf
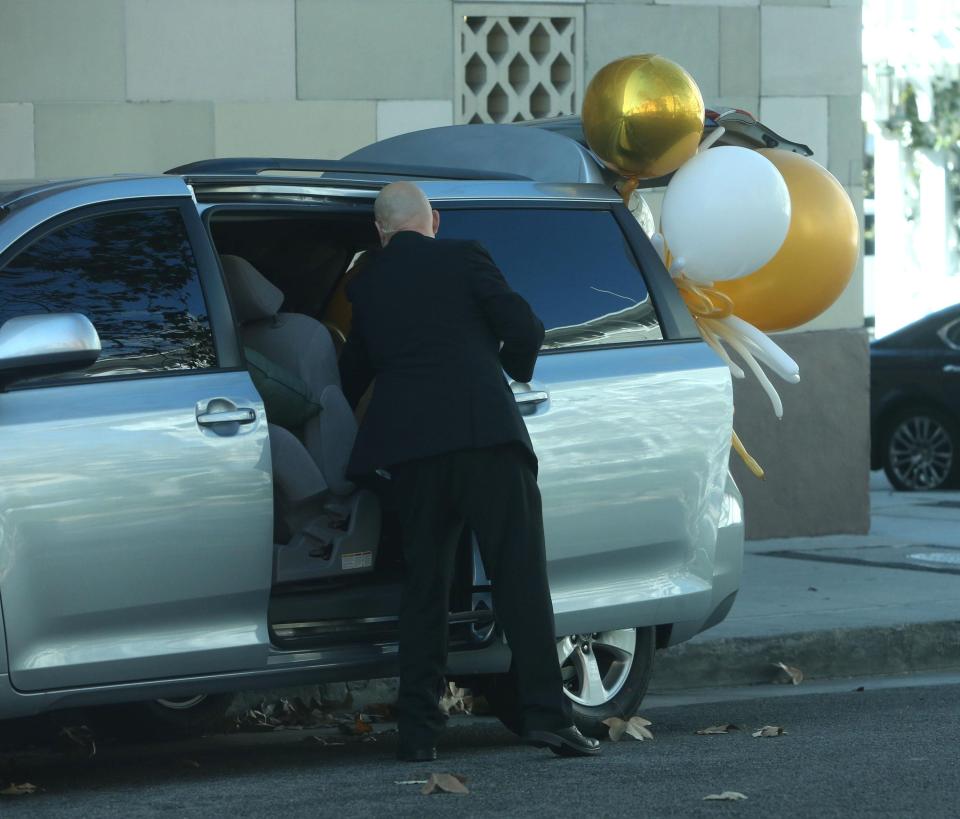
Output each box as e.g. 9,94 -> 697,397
603,716 -> 653,742
467,693 -> 492,716
773,662 -> 804,685
421,773 -> 469,795
237,696 -> 338,731
366,702 -> 396,721
338,714 -> 374,736
304,736 -> 346,747
752,725 -> 787,738
439,682 -> 471,716
0,783 -> 37,796
703,791 -> 748,801
695,724 -> 740,735
395,780 -> 429,786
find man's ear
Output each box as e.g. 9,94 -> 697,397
432,209 -> 440,235
375,221 -> 388,247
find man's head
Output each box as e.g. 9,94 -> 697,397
374,182 -> 440,246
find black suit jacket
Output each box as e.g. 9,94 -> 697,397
338,231 -> 545,478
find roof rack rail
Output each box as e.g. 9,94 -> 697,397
516,112 -> 812,157
165,157 -> 530,181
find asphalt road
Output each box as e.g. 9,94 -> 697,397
1,676 -> 958,818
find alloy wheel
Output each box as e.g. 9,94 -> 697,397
888,414 -> 954,490
557,628 -> 637,707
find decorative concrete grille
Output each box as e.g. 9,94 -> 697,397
455,4 -> 584,124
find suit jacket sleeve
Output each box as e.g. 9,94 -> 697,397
338,281 -> 375,410
467,241 -> 545,383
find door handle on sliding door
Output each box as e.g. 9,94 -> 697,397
513,390 -> 549,406
511,383 -> 549,415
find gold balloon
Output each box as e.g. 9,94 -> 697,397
715,150 -> 860,332
582,54 -> 705,180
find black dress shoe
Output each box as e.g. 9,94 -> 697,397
396,745 -> 437,762
522,725 -> 601,757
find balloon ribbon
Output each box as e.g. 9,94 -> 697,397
673,276 -> 766,479
619,177 -> 641,208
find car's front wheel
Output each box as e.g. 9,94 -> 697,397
477,626 -> 656,739
882,406 -> 959,491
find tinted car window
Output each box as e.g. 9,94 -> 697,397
439,208 -> 662,350
0,208 -> 216,382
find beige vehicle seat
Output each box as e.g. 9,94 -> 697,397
221,255 -> 380,584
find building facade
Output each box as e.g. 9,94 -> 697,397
0,0 -> 865,537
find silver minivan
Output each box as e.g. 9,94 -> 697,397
0,118 -> 780,737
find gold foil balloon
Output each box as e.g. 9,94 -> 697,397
582,54 -> 705,180
714,150 -> 860,332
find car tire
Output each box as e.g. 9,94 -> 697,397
476,626 -> 656,740
882,406 -> 960,491
97,694 -> 234,740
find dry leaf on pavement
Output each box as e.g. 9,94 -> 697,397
773,662 -> 804,685
439,682 -> 472,716
703,791 -> 748,801
304,735 -> 345,747
421,773 -> 469,795
0,783 -> 37,796
752,725 -> 787,737
603,716 -> 653,741
338,714 -> 374,736
695,724 -> 740,735
366,702 -> 396,721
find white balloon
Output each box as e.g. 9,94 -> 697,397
660,146 -> 791,284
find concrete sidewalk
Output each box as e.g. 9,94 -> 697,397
650,472 -> 960,690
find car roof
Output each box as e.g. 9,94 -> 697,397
873,303 -> 960,348
0,175 -> 167,209
2,109 -> 812,211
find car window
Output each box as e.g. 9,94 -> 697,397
438,208 -> 663,350
0,208 -> 216,383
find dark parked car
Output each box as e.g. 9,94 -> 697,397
871,304 -> 960,490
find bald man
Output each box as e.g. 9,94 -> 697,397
339,182 -> 599,761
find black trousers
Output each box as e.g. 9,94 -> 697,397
389,443 -> 571,745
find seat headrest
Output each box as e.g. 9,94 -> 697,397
221,255 -> 285,323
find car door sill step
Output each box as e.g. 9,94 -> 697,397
271,609 -> 496,648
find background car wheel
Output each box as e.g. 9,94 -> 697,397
882,406 -> 959,491
477,626 -> 656,740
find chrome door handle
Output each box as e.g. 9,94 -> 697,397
513,390 -> 549,406
944,364 -> 960,374
197,408 -> 256,426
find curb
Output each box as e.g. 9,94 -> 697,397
648,620 -> 960,691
